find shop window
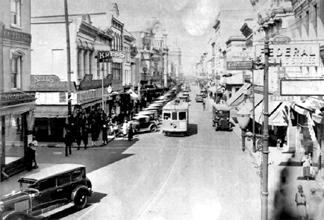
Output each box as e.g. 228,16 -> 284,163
179,112 -> 187,120
59,92 -> 66,103
11,56 -> 21,89
11,0 -> 21,27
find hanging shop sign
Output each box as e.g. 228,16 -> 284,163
227,61 -> 253,70
30,75 -> 76,92
272,35 -> 291,44
98,51 -> 125,62
255,43 -> 320,67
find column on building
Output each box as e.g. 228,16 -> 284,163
84,43 -> 89,76
77,43 -> 85,81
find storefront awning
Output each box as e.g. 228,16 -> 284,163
254,100 -> 288,126
226,83 -> 252,107
0,102 -> 35,116
34,106 -> 68,118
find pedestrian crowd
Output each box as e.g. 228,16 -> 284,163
64,106 -> 135,156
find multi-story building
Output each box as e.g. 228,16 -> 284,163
30,13 -> 114,141
0,0 -> 36,180
233,0 -> 324,181
132,17 -> 169,99
289,0 -> 324,180
212,8 -> 253,79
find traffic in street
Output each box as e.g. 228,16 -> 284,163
39,85 -> 261,220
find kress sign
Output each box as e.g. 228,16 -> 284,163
98,51 -> 125,61
255,43 -> 319,67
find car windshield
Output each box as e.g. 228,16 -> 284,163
19,179 -> 37,190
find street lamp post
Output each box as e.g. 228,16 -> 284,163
237,36 -> 270,220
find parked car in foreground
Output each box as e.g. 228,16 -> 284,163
1,164 -> 93,220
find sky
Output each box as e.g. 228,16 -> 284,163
32,0 -> 253,74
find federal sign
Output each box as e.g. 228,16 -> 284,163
227,61 -> 253,70
255,43 -> 319,67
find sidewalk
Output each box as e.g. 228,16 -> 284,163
231,112 -> 324,218
206,97 -> 324,218
1,134 -> 116,198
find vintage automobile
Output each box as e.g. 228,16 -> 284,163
0,164 -> 93,220
143,105 -> 163,114
212,104 -> 235,131
131,115 -> 158,133
135,110 -> 160,124
200,89 -> 208,98
195,94 -> 204,102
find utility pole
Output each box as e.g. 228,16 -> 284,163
261,33 -> 270,220
64,0 -> 72,116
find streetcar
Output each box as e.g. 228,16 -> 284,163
161,99 -> 189,136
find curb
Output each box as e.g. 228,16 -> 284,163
39,136 -> 116,148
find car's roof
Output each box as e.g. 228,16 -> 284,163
138,111 -> 156,114
132,115 -> 149,119
19,164 -> 85,182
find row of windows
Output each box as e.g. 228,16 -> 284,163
163,112 -> 187,121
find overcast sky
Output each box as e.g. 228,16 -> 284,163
32,0 -> 253,74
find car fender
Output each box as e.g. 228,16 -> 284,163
71,185 -> 92,202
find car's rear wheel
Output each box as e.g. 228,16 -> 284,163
74,190 -> 88,210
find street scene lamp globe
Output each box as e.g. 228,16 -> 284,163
236,107 -> 251,130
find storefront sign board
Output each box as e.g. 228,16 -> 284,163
3,28 -> 32,44
255,43 -> 319,67
281,79 -> 324,96
30,75 -> 76,92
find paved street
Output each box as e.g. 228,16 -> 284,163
2,86 -> 324,220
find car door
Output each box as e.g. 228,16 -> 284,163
54,172 -> 73,204
32,177 -> 57,211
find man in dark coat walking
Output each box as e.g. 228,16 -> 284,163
65,115 -> 74,156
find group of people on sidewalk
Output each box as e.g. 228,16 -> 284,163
64,106 -> 136,156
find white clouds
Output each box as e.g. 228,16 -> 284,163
181,0 -> 218,36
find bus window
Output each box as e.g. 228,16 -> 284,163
172,112 -> 177,120
163,112 -> 171,120
179,112 -> 187,120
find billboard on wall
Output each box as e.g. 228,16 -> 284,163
255,43 -> 320,67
